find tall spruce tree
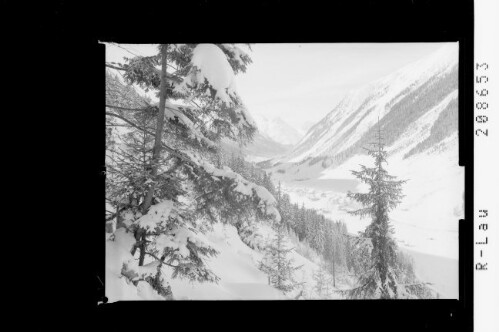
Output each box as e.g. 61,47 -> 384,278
346,124 -> 406,299
105,44 -> 283,300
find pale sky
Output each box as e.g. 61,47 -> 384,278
105,42 -> 446,131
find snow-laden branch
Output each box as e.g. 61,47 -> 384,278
106,107 -> 279,223
200,162 -> 281,222
163,101 -> 217,149
174,44 -> 237,104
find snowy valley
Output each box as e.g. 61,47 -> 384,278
221,114 -> 303,163
105,42 -> 460,302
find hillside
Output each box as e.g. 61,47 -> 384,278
284,43 -> 458,165
107,222 -> 354,301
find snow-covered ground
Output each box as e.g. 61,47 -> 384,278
403,248 -> 458,299
107,222 -> 353,301
165,223 -> 286,300
168,222 -> 356,300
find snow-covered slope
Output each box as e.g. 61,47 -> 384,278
166,222 -> 335,300
284,43 -> 458,164
107,222 -> 353,301
165,223 -> 287,300
253,114 -> 303,146
298,121 -> 315,136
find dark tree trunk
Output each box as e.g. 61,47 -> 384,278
138,233 -> 146,266
142,44 -> 168,215
131,44 -> 168,264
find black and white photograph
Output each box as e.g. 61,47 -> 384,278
104,42 -> 462,301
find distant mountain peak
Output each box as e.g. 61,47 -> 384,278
253,114 -> 303,146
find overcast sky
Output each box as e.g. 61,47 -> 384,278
105,42 -> 446,132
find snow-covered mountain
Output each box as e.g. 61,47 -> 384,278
220,132 -> 293,164
253,114 -> 303,146
298,120 -> 316,136
220,114 -> 303,163
284,43 -> 459,164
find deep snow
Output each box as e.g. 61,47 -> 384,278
106,222 -> 353,301
165,222 -> 354,300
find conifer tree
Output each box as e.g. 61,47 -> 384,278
105,44 -> 283,300
259,224 -> 302,294
323,221 -> 337,287
313,260 -> 333,299
346,124 -> 406,299
276,181 -> 282,206
297,203 -> 307,241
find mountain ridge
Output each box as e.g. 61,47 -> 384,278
283,43 -> 459,166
